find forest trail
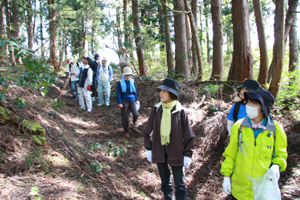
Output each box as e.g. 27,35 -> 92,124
0,74 -> 299,200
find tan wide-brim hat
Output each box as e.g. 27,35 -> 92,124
123,67 -> 133,76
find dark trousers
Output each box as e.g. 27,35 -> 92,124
121,100 -> 139,133
231,195 -> 237,200
157,158 -> 187,200
120,64 -> 127,73
91,75 -> 98,97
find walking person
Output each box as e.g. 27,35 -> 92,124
77,57 -> 93,112
144,78 -> 195,200
66,57 -> 80,100
221,89 -> 287,200
119,47 -> 130,73
97,57 -> 113,107
116,67 -> 140,138
89,55 -> 99,102
227,79 -> 261,134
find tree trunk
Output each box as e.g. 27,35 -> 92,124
173,0 -> 189,80
0,3 -> 6,63
132,0 -> 147,76
40,0 -> 44,58
161,0 -> 175,73
57,30 -> 66,71
186,15 -> 193,73
268,0 -> 284,99
205,3 -> 210,63
227,0 -> 253,82
191,0 -> 198,77
26,1 -> 34,49
116,5 -> 122,48
123,0 -> 130,48
11,1 -> 22,64
4,0 -> 16,67
289,6 -> 298,84
158,5 -> 165,50
253,0 -> 268,86
185,0 -> 203,80
48,0 -> 57,68
267,0 -> 298,83
210,0 -> 223,81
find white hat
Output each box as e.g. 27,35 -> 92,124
102,57 -> 107,61
123,67 -> 133,76
69,57 -> 75,62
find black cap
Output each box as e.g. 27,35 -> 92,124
94,54 -> 100,60
243,79 -> 261,91
244,89 -> 275,117
157,78 -> 179,97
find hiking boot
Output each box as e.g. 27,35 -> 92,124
73,92 -> 77,101
97,103 -> 104,107
106,103 -> 110,107
124,132 -> 129,138
130,126 -> 142,134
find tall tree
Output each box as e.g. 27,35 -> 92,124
185,0 -> 203,80
4,0 -> 16,66
123,0 -> 130,47
25,0 -> 34,49
173,0 -> 189,79
204,1 -> 210,63
210,0 -> 223,80
186,15 -> 193,72
161,0 -> 175,73
191,0 -> 198,77
132,0 -> 147,76
48,0 -> 57,68
253,0 -> 268,85
227,0 -> 253,82
268,0 -> 284,99
267,0 -> 298,83
288,3 -> 298,83
39,0 -> 45,58
11,0 -> 22,64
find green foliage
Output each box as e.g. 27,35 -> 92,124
106,142 -> 127,158
51,99 -> 66,111
13,98 -> 26,109
87,142 -> 101,151
276,70 -> 300,109
90,160 -> 103,174
29,186 -> 40,196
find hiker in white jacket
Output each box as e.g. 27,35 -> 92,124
78,57 -> 93,112
66,57 -> 80,100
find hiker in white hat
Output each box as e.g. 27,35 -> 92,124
66,56 -> 80,100
116,66 -> 140,138
97,56 -> 113,107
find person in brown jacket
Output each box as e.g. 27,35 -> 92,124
144,78 -> 195,200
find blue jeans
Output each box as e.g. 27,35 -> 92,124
98,80 -> 111,105
70,80 -> 79,92
157,156 -> 187,200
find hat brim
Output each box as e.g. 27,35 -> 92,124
123,72 -> 133,76
157,85 -> 178,97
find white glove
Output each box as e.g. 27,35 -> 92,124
183,156 -> 191,168
146,150 -> 152,162
135,101 -> 140,111
222,177 -> 231,194
266,164 -> 280,181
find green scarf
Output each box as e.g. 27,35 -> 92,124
160,100 -> 177,145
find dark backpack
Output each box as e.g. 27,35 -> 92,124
233,101 -> 242,122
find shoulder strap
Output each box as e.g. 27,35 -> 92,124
233,101 -> 242,122
76,62 -> 79,68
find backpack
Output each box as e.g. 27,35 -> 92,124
233,101 -> 242,122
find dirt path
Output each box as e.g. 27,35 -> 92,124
0,76 -> 299,199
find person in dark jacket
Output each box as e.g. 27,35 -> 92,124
89,55 -> 99,101
144,78 -> 195,200
116,66 -> 140,138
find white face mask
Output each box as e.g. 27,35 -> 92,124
246,105 -> 262,119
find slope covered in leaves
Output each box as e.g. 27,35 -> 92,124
0,74 -> 299,200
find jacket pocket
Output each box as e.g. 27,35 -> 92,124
259,141 -> 274,160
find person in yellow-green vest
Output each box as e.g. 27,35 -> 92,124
221,88 -> 287,200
